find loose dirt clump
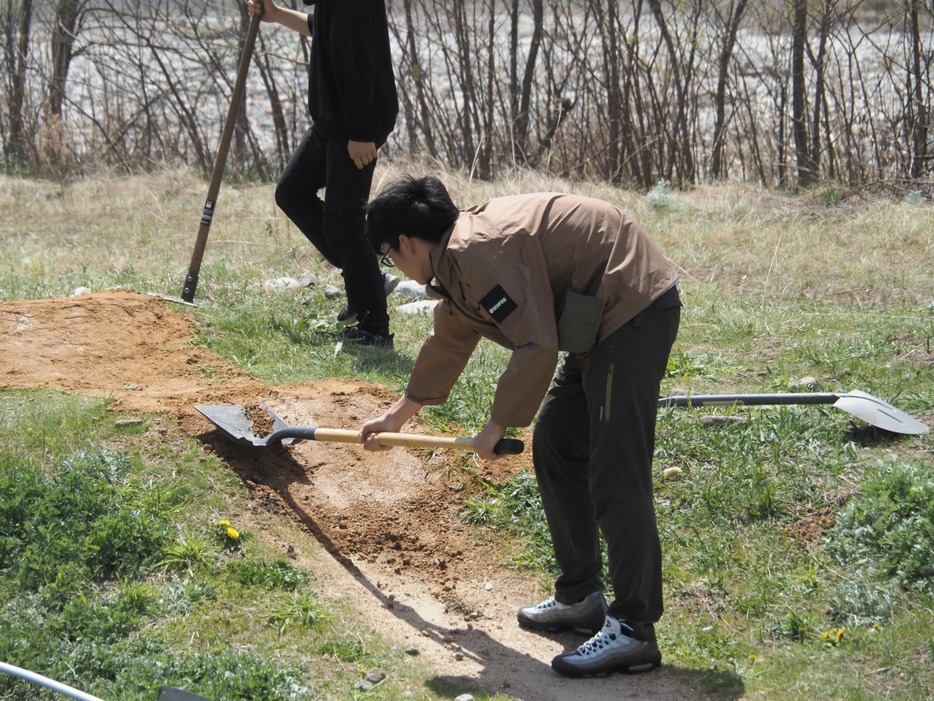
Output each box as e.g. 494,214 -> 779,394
243,402 -> 276,437
0,290 -> 724,701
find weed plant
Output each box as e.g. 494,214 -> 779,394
0,392 -> 431,700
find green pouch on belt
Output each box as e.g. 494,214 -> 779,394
556,290 -> 605,353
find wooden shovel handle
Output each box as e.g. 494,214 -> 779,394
311,428 -> 524,455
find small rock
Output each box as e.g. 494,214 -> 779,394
791,376 -> 820,390
263,276 -> 300,292
454,695 -> 475,701
662,466 -> 683,481
324,285 -> 341,299
700,415 -> 748,427
299,272 -> 318,288
396,300 -> 439,315
354,680 -> 374,692
72,286 -> 92,296
115,418 -> 144,428
404,644 -> 420,656
364,668 -> 386,685
395,280 -> 428,299
483,581 -> 494,592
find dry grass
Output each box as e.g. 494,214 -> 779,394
2,165 -> 932,312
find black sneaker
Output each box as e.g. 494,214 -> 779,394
337,272 -> 400,326
517,591 -> 608,635
341,326 -> 394,350
336,305 -> 358,326
551,616 -> 661,677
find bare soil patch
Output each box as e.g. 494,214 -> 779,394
0,290 -> 733,700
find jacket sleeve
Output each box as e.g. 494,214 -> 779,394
459,237 -> 560,427
405,301 -> 482,406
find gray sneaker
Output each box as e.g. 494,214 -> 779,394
517,591 -> 607,635
551,616 -> 661,677
382,271 -> 400,296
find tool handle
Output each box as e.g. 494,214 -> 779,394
658,393 -> 839,408
310,428 -> 524,455
181,13 -> 261,303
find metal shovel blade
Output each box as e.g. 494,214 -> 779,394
658,390 -> 928,435
195,404 -> 297,446
832,390 -> 928,435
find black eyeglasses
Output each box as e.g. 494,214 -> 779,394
379,248 -> 396,268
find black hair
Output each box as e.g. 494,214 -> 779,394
366,175 -> 460,254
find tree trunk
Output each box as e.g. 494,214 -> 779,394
3,0 -> 34,170
809,1 -> 834,180
49,0 -> 83,119
790,0 -> 816,186
710,0 -> 749,180
648,0 -> 696,184
603,0 -> 622,182
907,0 -> 928,178
514,0 -> 543,165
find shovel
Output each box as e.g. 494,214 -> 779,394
195,404 -> 525,454
658,389 -> 928,435
179,13 -> 261,304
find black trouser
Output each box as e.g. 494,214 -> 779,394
275,126 -> 389,334
532,287 -> 681,641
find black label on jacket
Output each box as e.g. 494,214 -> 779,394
480,285 -> 518,323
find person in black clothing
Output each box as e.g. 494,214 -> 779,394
247,0 -> 399,349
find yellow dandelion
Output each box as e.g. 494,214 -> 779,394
219,519 -> 231,527
226,527 -> 240,540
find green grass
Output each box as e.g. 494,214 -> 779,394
1,170 -> 932,699
0,392 -> 436,700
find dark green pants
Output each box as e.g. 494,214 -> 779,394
532,287 -> 681,639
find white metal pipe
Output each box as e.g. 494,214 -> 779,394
0,661 -> 105,701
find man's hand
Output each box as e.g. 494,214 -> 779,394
348,140 -> 378,170
472,420 -> 508,461
360,415 -> 402,452
247,0 -> 276,22
360,396 -> 422,451
247,0 -> 311,35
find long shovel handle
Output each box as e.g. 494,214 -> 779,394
659,393 -> 840,408
181,12 -> 262,303
266,427 -> 524,455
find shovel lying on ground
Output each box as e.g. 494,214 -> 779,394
658,389 -> 929,435
195,404 -> 525,454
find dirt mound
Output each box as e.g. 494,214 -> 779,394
0,290 -> 723,700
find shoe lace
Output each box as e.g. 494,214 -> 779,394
535,597 -> 559,610
577,620 -> 621,656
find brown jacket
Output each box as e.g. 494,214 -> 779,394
405,193 -> 680,427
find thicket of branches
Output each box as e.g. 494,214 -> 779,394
1,0 -> 931,189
